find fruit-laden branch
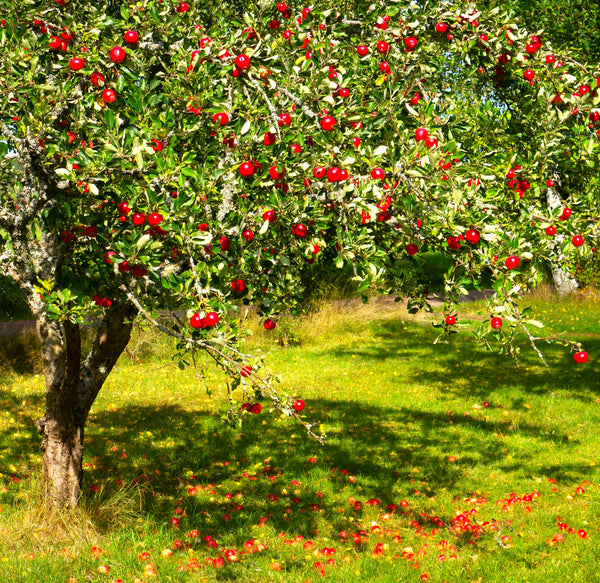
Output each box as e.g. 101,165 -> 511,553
274,84 -> 322,131
119,284 -> 326,444
246,79 -> 282,140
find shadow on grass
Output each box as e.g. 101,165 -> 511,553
70,389 -> 596,543
322,317 -> 600,402
0,314 -> 598,557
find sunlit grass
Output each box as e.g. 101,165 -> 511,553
0,290 -> 598,582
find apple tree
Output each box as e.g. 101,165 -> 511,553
0,0 -> 598,508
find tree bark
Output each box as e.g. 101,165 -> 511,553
35,302 -> 136,508
38,414 -> 86,509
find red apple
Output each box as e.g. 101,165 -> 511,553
572,235 -> 584,247
132,212 -> 145,226
573,351 -> 589,364
445,315 -> 456,326
525,43 -> 538,54
505,255 -> 520,269
327,167 -> 341,182
406,243 -> 419,256
91,71 -> 105,86
404,36 -> 418,51
560,207 -> 572,221
491,317 -> 503,329
524,69 -> 535,81
232,279 -> 246,293
320,116 -> 336,131
239,162 -> 255,177
415,128 -> 428,141
110,46 -> 126,63
212,112 -> 229,126
205,312 -> 219,326
148,212 -> 162,226
545,225 -> 556,236
370,168 -> 385,181
242,229 -> 254,242
69,57 -> 85,71
49,36 -> 62,50
435,23 -> 447,33
447,236 -> 461,250
278,112 -> 292,126
376,40 -> 389,54
124,30 -> 139,44
269,165 -> 285,180
293,223 -> 308,237
264,318 -> 276,330
104,251 -> 116,263
219,236 -> 230,251
293,399 -> 305,412
235,54 -> 251,70
313,166 -> 326,179
117,201 -> 130,215
263,210 -> 277,223
357,44 -> 369,56
190,314 -> 204,329
465,229 -> 480,244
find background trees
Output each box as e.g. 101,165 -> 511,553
1,0 -> 598,507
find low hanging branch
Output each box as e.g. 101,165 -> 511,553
119,284 -> 326,444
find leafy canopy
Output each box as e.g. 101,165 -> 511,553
1,0 -> 598,416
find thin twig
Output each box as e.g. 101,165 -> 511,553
522,324 -> 548,367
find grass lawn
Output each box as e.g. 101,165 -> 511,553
0,290 -> 599,582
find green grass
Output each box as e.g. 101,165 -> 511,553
0,291 -> 599,582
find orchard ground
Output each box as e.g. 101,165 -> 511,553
0,289 -> 599,583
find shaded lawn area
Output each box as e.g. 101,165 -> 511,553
0,292 -> 598,582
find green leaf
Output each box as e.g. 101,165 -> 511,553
136,234 -> 151,251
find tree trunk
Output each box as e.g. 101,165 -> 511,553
546,174 -> 579,295
38,414 -> 85,508
35,302 -> 136,508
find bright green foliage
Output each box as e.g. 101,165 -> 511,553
501,0 -> 600,63
1,1 -> 599,409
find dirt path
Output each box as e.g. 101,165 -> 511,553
0,319 -> 37,338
